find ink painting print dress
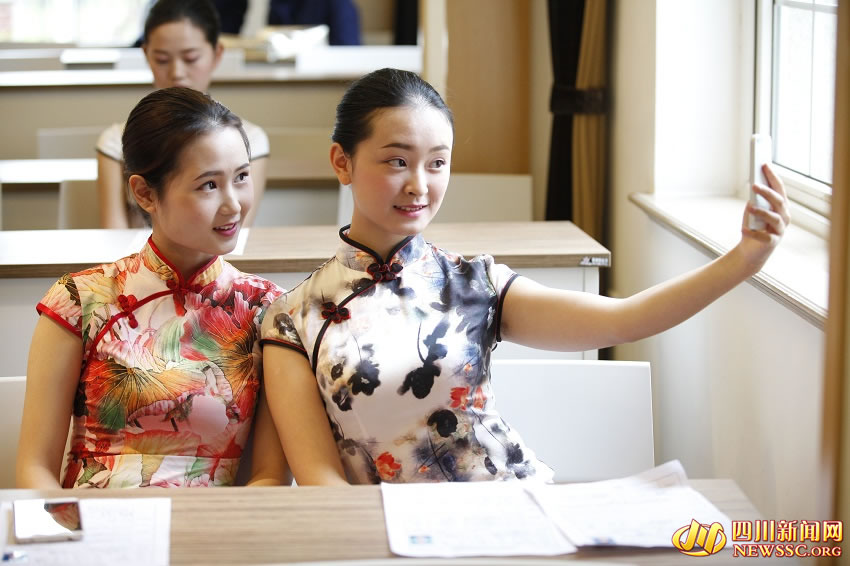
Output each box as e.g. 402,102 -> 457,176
261,227 -> 554,484
37,238 -> 283,488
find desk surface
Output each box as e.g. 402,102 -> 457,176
0,157 -> 336,184
0,67 -> 359,89
0,480 -> 770,565
0,158 -> 97,183
0,222 -> 611,279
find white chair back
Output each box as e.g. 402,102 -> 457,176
0,376 -> 27,488
264,126 -> 333,181
37,126 -> 105,159
491,359 -> 654,483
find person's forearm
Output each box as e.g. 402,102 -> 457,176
616,243 -> 756,343
16,465 -> 63,490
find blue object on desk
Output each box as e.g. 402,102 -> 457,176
2,550 -> 27,563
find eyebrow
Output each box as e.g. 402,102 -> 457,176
193,163 -> 250,181
152,47 -> 200,55
381,142 -> 450,152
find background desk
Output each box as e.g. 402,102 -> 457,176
0,221 -> 610,376
0,480 -> 771,565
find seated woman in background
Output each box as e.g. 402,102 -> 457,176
17,87 -> 288,489
97,0 -> 269,229
260,68 -> 791,485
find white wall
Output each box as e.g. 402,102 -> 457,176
610,0 -> 825,519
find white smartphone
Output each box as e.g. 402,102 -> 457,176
13,498 -> 84,543
748,133 -> 772,230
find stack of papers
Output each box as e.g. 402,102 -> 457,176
1,498 -> 171,566
382,460 -> 731,558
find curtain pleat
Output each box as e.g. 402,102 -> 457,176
545,0 -> 585,222
571,0 -> 608,242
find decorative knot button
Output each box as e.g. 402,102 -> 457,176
117,294 -> 139,328
321,301 -> 351,323
367,262 -> 402,282
167,279 -> 203,296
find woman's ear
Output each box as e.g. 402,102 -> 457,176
128,175 -> 157,215
330,143 -> 352,186
212,42 -> 224,69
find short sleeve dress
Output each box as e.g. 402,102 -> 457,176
261,227 -> 554,484
38,238 -> 283,488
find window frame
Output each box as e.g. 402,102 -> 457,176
753,0 -> 835,227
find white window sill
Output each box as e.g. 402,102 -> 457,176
629,193 -> 828,330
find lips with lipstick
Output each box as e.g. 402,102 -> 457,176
394,204 -> 428,213
214,222 -> 239,236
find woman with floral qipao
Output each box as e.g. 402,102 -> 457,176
16,88 -> 289,489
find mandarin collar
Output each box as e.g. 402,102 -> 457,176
142,237 -> 223,289
335,225 -> 429,273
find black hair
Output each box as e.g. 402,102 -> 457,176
143,0 -> 221,48
122,87 -> 249,211
332,68 -> 454,155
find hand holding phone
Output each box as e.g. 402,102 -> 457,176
748,133 -> 772,231
13,498 -> 84,543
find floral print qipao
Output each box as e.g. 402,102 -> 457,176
37,238 -> 282,488
261,227 -> 553,484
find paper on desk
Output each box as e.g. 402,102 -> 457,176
527,460 -> 732,548
2,497 -> 170,565
225,227 -> 250,256
381,482 -> 577,558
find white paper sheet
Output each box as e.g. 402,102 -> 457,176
381,482 -> 577,558
2,497 -> 171,565
225,227 -> 250,256
527,460 -> 732,548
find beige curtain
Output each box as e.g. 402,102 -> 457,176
826,0 -> 850,543
571,0 -> 608,242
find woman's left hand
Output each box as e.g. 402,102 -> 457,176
739,163 -> 791,272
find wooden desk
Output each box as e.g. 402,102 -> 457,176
0,222 -> 610,278
0,480 -> 777,565
0,222 -> 610,376
0,159 -> 97,184
0,68 -> 351,160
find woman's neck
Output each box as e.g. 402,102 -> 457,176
149,234 -> 214,282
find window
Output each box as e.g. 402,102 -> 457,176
755,0 -> 838,220
0,0 -> 148,46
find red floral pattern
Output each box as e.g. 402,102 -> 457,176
375,452 -> 402,481
37,239 -> 283,488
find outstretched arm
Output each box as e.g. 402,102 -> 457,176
16,316 -> 82,489
262,346 -> 348,485
501,164 -> 790,351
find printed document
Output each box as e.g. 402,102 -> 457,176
381,481 -> 577,557
2,497 -> 171,566
528,460 -> 732,548
381,461 -> 731,557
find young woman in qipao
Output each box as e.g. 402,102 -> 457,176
97,0 -> 269,229
17,88 -> 289,489
260,68 -> 791,485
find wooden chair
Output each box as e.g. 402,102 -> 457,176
490,359 -> 655,483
